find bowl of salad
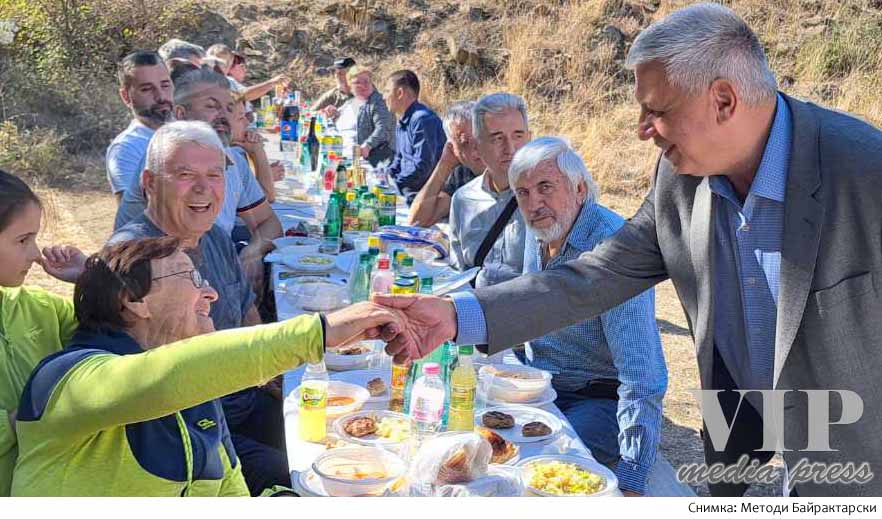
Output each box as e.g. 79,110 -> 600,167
517,455 -> 619,497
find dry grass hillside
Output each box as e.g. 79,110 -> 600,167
2,0 -> 882,497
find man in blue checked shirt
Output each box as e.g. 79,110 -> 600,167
510,137 -> 667,496
382,70 -> 446,204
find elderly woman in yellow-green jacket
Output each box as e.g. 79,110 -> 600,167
0,170 -> 89,495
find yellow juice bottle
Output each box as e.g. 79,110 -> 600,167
299,362 -> 329,442
447,345 -> 477,431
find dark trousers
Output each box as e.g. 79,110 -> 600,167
229,390 -> 290,496
702,348 -> 775,496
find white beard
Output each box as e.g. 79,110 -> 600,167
528,199 -> 582,245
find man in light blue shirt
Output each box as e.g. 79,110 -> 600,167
510,137 -> 667,495
106,51 -> 173,201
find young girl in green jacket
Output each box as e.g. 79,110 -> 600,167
0,170 -> 86,495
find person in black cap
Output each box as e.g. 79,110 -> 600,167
312,57 -> 356,115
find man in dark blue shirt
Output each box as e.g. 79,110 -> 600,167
383,70 -> 445,204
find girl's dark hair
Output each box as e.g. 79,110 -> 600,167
0,170 -> 42,233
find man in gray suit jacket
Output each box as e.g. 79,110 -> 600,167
377,3 -> 882,497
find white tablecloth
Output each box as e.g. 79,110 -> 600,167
264,133 -> 694,497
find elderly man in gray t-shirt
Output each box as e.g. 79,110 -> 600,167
108,120 -> 286,496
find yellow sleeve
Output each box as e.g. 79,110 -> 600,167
39,314 -> 323,438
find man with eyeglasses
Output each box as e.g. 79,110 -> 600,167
107,120 -> 288,494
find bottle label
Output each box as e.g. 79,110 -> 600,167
391,364 -> 410,389
449,385 -> 476,410
411,396 -> 443,422
300,385 -> 327,410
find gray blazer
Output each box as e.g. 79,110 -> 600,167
473,94 -> 882,496
356,90 -> 395,166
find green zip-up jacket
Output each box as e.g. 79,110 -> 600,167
11,314 -> 323,496
0,286 -> 77,495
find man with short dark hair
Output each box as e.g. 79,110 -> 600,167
383,69 -> 445,204
106,50 -> 173,202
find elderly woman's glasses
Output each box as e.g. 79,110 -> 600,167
151,269 -> 208,289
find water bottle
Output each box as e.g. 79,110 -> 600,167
349,253 -> 372,303
409,363 -> 445,442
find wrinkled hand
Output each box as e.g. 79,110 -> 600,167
269,160 -> 285,182
371,294 -> 457,362
324,302 -> 405,349
359,144 -> 370,159
323,105 -> 339,119
273,75 -> 291,90
439,140 -> 461,170
233,129 -> 265,158
39,245 -> 87,283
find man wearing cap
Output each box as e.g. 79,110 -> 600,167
313,57 -> 356,116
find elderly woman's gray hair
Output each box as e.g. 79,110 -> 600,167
172,67 -> 230,108
145,121 -> 226,175
158,38 -> 206,63
508,137 -> 599,204
625,3 -> 777,106
472,93 -> 529,140
442,100 -> 475,138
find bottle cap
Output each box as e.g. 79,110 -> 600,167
346,191 -> 356,201
458,345 -> 474,355
378,257 -> 391,269
422,363 -> 441,375
359,253 -> 372,263
402,256 -> 414,267
368,236 -> 381,248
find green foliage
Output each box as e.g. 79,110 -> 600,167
0,120 -> 79,185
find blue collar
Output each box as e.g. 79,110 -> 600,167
68,328 -> 144,356
563,201 -> 605,252
710,93 -> 792,204
398,101 -> 422,127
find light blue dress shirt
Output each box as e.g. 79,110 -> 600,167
709,93 -> 792,392
517,201 -> 666,493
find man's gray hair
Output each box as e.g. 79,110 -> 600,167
173,67 -> 230,108
158,38 -> 206,62
145,120 -> 225,176
472,93 -> 529,140
442,100 -> 475,138
625,3 -> 777,106
508,137 -> 599,204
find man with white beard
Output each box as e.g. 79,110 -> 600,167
508,137 -> 668,496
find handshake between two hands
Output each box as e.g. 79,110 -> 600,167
323,295 -> 459,362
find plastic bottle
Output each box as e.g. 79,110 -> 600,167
343,191 -> 359,231
299,361 -> 329,442
322,193 -> 342,254
410,363 -> 445,441
349,253 -> 372,303
447,345 -> 477,431
280,93 -> 300,151
370,256 -> 395,295
358,193 -> 380,232
419,276 -> 433,295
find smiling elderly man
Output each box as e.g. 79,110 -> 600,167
108,121 -> 287,495
508,137 -> 667,496
378,3 -> 882,497
114,67 -> 281,289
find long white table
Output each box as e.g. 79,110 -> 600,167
262,134 -> 695,497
